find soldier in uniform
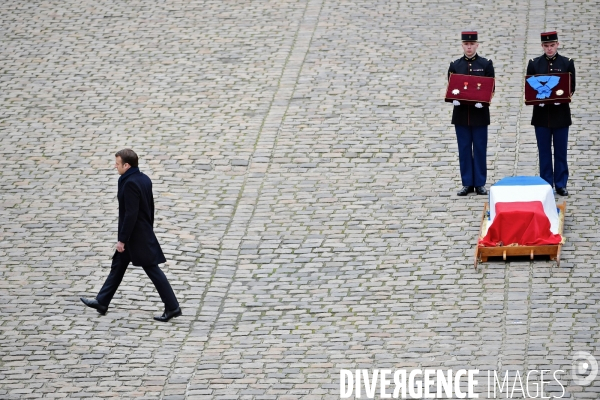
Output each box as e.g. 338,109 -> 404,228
448,31 -> 495,196
527,31 -> 575,196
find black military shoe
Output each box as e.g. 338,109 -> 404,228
556,187 -> 568,196
154,307 -> 182,322
475,186 -> 488,195
80,297 -> 108,315
457,186 -> 474,196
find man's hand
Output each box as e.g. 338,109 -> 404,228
453,100 -> 460,106
116,241 -> 125,253
474,103 -> 483,108
554,103 -> 561,105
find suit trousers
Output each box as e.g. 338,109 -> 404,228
455,125 -> 488,187
534,126 -> 569,189
96,250 -> 179,311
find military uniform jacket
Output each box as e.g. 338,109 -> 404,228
116,167 -> 167,266
527,53 -> 576,128
448,54 -> 495,126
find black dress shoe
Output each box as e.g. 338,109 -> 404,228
80,297 -> 108,315
457,186 -> 474,196
556,187 -> 568,196
475,186 -> 488,195
154,307 -> 182,322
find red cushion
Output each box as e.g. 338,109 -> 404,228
445,74 -> 495,105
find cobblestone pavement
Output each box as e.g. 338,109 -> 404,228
1,0 -> 599,398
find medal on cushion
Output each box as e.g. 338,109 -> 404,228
463,81 -> 469,90
452,89 -> 460,95
556,89 -> 564,96
477,83 -> 481,90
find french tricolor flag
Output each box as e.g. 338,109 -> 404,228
479,176 -> 563,246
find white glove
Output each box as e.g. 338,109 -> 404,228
554,103 -> 560,105
475,103 -> 483,108
453,100 -> 460,106
538,103 -> 545,107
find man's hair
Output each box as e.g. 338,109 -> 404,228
115,149 -> 139,167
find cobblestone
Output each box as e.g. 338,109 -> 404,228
2,0 -> 600,398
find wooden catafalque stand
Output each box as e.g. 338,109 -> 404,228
474,201 -> 566,270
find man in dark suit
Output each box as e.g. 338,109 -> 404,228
81,149 -> 181,322
448,31 -> 495,196
527,31 -> 575,196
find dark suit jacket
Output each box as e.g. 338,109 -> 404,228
527,53 -> 575,128
448,53 -> 495,126
116,167 -> 166,266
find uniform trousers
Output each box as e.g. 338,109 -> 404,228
534,126 -> 569,189
455,125 -> 488,187
96,250 -> 179,311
